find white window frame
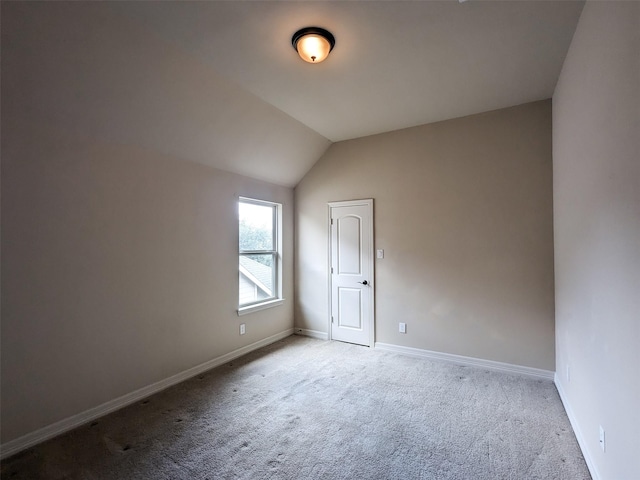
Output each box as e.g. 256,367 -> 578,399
237,197 -> 284,316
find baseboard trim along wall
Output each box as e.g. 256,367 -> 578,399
294,328 -> 329,340
374,342 -> 555,380
0,328 -> 294,460
554,375 -> 600,480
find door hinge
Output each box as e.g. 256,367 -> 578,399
330,218 -> 334,225
331,316 -> 334,323
331,267 -> 334,274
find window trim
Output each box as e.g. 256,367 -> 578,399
238,298 -> 285,316
237,197 -> 283,315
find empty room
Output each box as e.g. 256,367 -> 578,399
1,1 -> 638,479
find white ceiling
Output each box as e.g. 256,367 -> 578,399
3,1 -> 584,186
115,1 -> 584,141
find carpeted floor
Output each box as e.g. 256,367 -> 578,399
1,335 -> 590,479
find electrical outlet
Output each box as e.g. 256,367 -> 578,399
599,426 -> 605,452
399,322 -> 406,333
240,324 -> 246,335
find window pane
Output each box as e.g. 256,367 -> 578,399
239,254 -> 275,306
239,202 -> 274,251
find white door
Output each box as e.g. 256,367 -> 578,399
329,199 -> 374,347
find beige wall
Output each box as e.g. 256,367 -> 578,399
0,0 -> 307,447
553,2 -> 640,479
295,100 -> 555,370
1,122 -> 294,444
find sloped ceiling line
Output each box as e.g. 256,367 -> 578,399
2,1 -> 584,187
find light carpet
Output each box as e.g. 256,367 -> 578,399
1,335 -> 590,479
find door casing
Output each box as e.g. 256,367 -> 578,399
328,199 -> 375,347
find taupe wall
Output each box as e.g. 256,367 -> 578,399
295,101 -> 555,370
553,2 -> 640,479
1,0 -> 309,447
1,123 -> 294,444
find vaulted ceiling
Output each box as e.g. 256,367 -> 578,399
2,1 -> 584,187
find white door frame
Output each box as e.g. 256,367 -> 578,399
327,199 -> 375,347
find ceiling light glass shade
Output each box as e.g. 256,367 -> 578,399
292,27 -> 335,64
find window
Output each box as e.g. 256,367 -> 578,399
238,197 -> 283,315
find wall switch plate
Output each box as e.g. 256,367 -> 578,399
399,322 -> 406,333
599,426 -> 605,452
240,324 -> 246,335
377,249 -> 384,259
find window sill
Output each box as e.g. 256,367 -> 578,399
237,299 -> 285,316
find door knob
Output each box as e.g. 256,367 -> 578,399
358,280 -> 368,285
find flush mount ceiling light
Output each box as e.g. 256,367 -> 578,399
291,27 -> 335,64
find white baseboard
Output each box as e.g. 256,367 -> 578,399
0,328 -> 294,460
554,375 -> 600,480
374,342 -> 555,380
294,328 -> 328,340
